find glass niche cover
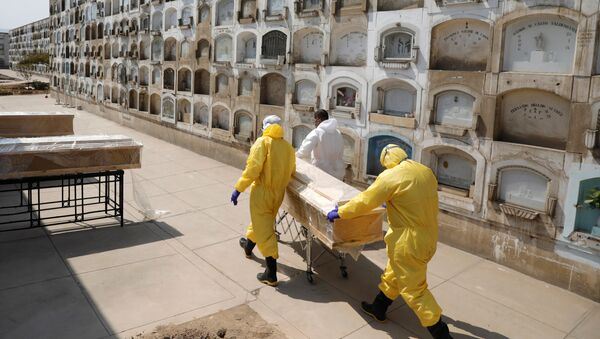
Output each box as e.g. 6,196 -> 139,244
434,91 -> 474,128
499,169 -> 548,211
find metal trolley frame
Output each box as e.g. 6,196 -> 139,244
0,170 -> 124,232
276,210 -> 348,283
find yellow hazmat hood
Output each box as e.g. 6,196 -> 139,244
379,144 -> 408,169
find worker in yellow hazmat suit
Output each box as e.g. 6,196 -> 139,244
327,144 -> 452,339
231,115 -> 295,286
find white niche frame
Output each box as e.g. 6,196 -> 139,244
426,84 -> 480,137
374,23 -> 420,69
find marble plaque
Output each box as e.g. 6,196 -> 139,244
295,80 -> 317,105
503,15 -> 576,73
436,153 -> 474,190
383,87 -> 414,117
434,90 -> 474,128
161,98 -> 176,123
334,31 -> 367,66
499,168 -> 548,211
300,31 -> 323,63
431,19 -> 490,71
217,0 -> 234,26
500,90 -> 570,149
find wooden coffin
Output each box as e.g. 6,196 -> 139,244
0,135 -> 142,180
283,158 -> 384,250
0,112 -> 74,137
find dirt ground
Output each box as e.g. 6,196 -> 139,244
137,304 -> 287,339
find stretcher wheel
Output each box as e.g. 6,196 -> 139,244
306,271 -> 314,284
340,266 -> 348,279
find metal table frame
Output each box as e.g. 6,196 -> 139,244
0,170 -> 124,232
276,211 -> 348,283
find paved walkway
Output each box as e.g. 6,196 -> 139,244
0,95 -> 598,339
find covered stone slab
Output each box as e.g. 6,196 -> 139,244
283,158 -> 385,251
0,112 -> 74,137
0,135 -> 142,179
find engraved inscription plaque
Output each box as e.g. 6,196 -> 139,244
431,19 -> 490,71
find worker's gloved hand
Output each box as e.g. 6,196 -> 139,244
327,207 -> 340,222
382,203 -> 387,208
230,190 -> 241,206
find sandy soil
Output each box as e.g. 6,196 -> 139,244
137,304 -> 287,339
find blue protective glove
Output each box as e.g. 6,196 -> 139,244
327,207 -> 340,222
382,203 -> 387,208
230,190 -> 241,206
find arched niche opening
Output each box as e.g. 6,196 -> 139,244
177,99 -> 192,123
367,135 -> 412,177
234,111 -> 254,143
433,90 -> 475,128
502,15 -> 577,73
151,11 -> 163,31
240,0 -> 257,22
178,68 -> 192,92
180,40 -> 191,60
292,125 -> 312,148
238,75 -> 254,96
294,29 -> 323,64
212,106 -> 230,130
237,32 -> 257,63
97,84 -> 104,102
372,80 -> 416,117
498,167 -> 549,212
129,90 -> 138,109
194,69 -> 210,95
194,103 -> 209,126
151,37 -> 163,61
377,28 -> 416,63
162,96 -> 176,122
215,34 -> 233,62
111,41 -> 119,58
261,30 -> 287,61
139,39 -> 150,60
294,79 -> 317,106
164,38 -> 177,61
432,149 -> 476,197
260,73 -> 286,106
217,0 -> 234,26
332,29 -> 367,66
163,68 -> 175,90
266,0 -> 285,16
499,89 -> 570,150
216,74 -> 229,95
196,39 -> 210,59
165,8 -> 177,30
198,5 -> 210,25
139,92 -> 149,112
139,66 -> 149,86
430,19 -> 490,71
152,67 -> 161,85
181,7 -> 194,27
111,86 -> 118,104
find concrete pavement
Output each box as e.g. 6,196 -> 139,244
0,94 -> 598,339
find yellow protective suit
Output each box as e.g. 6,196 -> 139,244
235,124 -> 295,260
338,144 -> 442,327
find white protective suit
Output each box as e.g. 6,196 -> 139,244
296,118 -> 345,180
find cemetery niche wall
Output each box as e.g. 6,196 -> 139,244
48,0 -> 600,302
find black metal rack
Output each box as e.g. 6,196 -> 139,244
0,170 -> 124,232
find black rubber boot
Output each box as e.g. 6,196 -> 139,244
427,318 -> 453,339
239,237 -> 255,258
257,256 -> 278,287
361,291 -> 393,322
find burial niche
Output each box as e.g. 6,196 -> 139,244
367,136 -> 412,176
434,90 -> 475,128
498,167 -> 549,211
430,19 -> 490,71
374,81 -> 416,117
503,15 -> 577,73
215,35 -> 233,63
217,0 -> 234,26
194,103 -> 209,126
332,30 -> 367,66
260,73 -> 286,106
234,111 -> 254,142
295,29 -> 323,64
162,96 -> 176,122
499,89 -> 570,150
212,106 -> 230,130
434,150 -> 475,196
294,80 -> 317,106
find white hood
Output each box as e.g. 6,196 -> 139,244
318,118 -> 338,133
